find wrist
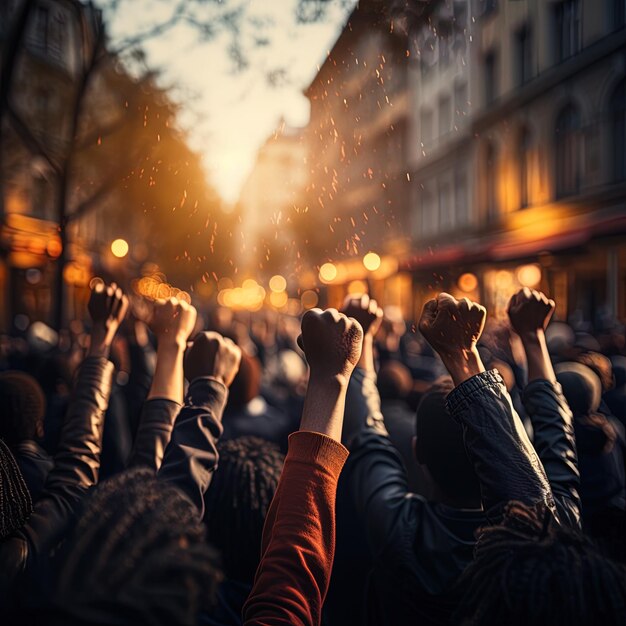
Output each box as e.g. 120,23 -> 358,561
156,335 -> 187,352
88,328 -> 111,358
518,328 -> 544,345
441,347 -> 485,386
308,371 -> 351,391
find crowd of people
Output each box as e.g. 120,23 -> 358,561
0,279 -> 625,625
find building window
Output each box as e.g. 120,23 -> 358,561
484,50 -> 497,106
555,104 -> 582,197
420,107 -> 433,149
454,81 -> 468,123
612,0 -> 626,29
518,128 -> 532,208
455,170 -> 468,225
439,181 -> 453,231
485,142 -> 498,219
515,25 -> 532,86
611,80 -> 626,181
438,95 -> 451,138
554,0 -> 580,62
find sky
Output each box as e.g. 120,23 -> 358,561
104,0 -> 357,204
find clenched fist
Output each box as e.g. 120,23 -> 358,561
88,282 -> 129,357
419,293 -> 486,385
507,288 -> 555,338
149,297 -> 197,348
298,308 -> 363,383
341,294 -> 383,337
184,331 -> 241,387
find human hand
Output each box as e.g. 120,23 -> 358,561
418,293 -> 486,385
88,282 -> 129,358
297,308 -> 363,385
507,288 -> 555,339
149,297 -> 197,349
341,293 -> 383,337
184,331 -> 241,387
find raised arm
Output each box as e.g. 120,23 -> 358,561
507,288 -> 581,528
128,297 -> 197,471
157,331 -> 241,517
243,308 -> 362,626
419,293 -> 555,518
20,283 -> 128,562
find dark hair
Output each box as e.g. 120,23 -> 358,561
414,384 -> 480,505
555,362 -> 602,416
0,371 -> 45,444
377,360 -> 413,400
0,438 -> 32,539
227,353 -> 261,410
204,436 -> 283,582
50,468 -> 221,626
455,501 -> 626,626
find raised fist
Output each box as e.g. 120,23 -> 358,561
297,308 -> 363,382
88,281 -> 129,348
507,288 -> 555,337
418,293 -> 486,359
184,331 -> 241,387
149,297 -> 197,347
341,293 -> 383,337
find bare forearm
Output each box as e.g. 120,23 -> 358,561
147,341 -> 185,403
520,330 -> 556,384
300,375 -> 348,442
357,336 -> 376,373
441,347 -> 486,387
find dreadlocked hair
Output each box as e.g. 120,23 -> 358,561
204,436 -> 284,582
454,501 -> 626,626
50,468 -> 222,626
0,438 -> 32,539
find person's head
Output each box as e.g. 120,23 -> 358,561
204,436 -> 284,582
377,360 -> 413,400
575,351 -> 614,393
455,501 -> 626,626
227,352 -> 262,411
0,371 -> 46,444
555,362 -> 602,417
0,438 -> 32,539
414,383 -> 480,508
49,468 -> 221,626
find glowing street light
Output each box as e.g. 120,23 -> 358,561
111,238 -> 129,258
319,262 -> 337,283
363,251 -> 381,272
269,274 -> 287,293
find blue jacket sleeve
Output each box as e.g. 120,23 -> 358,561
156,377 -> 227,519
446,370 -> 556,519
522,379 -> 581,529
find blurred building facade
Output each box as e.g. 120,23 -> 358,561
305,0 -> 626,327
406,0 -> 626,326
305,0 -> 414,315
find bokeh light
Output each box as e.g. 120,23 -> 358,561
301,290 -> 319,309
516,264 -> 542,287
319,262 -> 337,283
458,272 -> 478,292
269,274 -> 287,293
111,238 -> 129,258
363,252 -> 381,272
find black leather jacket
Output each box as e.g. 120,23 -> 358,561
0,356 -> 114,608
332,368 -> 580,626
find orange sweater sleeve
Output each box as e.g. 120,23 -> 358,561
242,431 -> 349,626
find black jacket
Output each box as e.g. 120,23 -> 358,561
330,368 -> 580,626
0,356 -> 114,609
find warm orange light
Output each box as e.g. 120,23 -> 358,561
347,280 -> 368,294
111,238 -> 129,258
496,270 -> 513,289
458,272 -> 478,292
319,262 -> 337,283
363,252 -> 381,272
269,274 -> 287,293
516,264 -> 542,287
301,290 -> 319,309
269,291 -> 288,308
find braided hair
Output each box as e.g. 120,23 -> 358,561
454,501 -> 626,626
49,468 -> 221,626
0,438 -> 32,539
204,436 -> 284,582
